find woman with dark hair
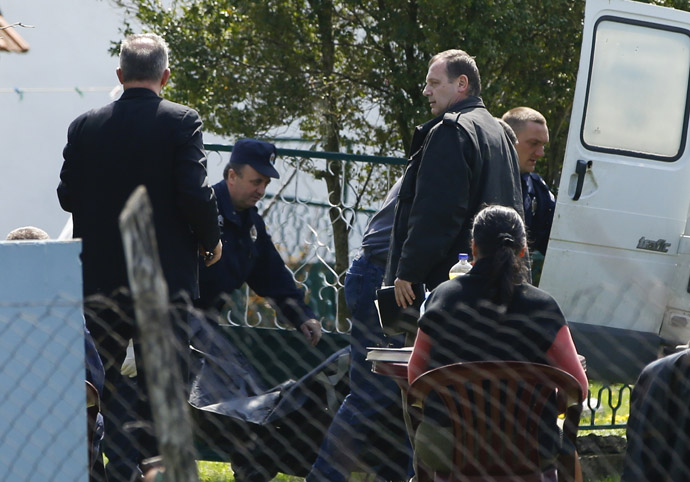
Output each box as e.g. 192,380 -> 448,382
407,204 -> 587,479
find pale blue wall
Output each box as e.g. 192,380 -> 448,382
0,240 -> 87,481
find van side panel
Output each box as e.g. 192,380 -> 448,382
540,0 -> 690,382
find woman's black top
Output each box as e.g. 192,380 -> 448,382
417,257 -> 569,464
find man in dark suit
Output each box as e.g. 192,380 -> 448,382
57,33 -> 222,481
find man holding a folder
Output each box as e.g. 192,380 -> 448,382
385,49 -> 523,308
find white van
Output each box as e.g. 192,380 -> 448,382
540,0 -> 690,383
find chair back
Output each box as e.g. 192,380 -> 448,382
406,361 -> 583,482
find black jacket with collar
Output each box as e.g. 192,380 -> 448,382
58,87 -> 220,300
384,96 -> 523,290
197,180 -> 316,328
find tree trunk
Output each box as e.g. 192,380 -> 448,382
312,0 -> 351,332
546,104 -> 572,192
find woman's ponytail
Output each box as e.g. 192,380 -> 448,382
471,205 -> 527,305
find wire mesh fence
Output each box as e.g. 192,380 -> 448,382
4,145 -> 689,481
0,291 -> 652,482
0,241 -> 93,482
203,143 -> 405,334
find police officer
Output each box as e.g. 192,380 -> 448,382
501,106 -> 556,257
502,107 -> 556,284
197,138 -> 322,345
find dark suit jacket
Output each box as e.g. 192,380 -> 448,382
57,88 -> 220,300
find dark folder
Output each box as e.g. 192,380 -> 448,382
375,284 -> 425,337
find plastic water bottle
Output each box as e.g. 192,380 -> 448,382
449,253 -> 472,279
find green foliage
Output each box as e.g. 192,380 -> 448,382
196,461 -> 376,481
112,0 -> 588,188
198,461 -> 237,481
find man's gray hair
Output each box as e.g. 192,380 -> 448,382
429,49 -> 482,97
119,33 -> 169,83
501,107 -> 547,135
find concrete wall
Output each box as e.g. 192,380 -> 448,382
0,240 -> 87,481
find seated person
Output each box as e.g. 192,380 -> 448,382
407,205 -> 587,480
621,346 -> 690,481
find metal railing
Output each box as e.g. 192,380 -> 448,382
580,383 -> 633,431
204,143 -> 405,333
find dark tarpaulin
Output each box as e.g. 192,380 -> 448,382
188,317 -> 350,481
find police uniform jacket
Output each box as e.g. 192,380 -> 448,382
384,96 -> 524,290
522,172 -> 556,255
197,180 -> 316,328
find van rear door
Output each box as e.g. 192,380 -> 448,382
540,0 -> 690,382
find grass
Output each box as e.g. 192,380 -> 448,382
197,461 -> 237,481
197,462 -> 621,482
578,381 -> 631,437
196,464 -> 377,482
196,462 -> 310,482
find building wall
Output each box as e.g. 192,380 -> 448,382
0,239 -> 87,481
0,1 -> 230,238
0,1 -> 126,237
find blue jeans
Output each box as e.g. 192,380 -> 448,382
307,254 -> 411,481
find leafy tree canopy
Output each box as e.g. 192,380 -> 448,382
112,0 -> 589,187
108,0 -> 690,329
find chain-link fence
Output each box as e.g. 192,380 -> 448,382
0,241 -> 92,481
4,144 -> 688,482
203,143 -> 406,334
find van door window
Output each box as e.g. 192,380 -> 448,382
582,18 -> 690,161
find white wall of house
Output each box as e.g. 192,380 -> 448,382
0,1 -> 125,238
0,0 -> 232,239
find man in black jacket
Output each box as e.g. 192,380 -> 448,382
386,49 -> 523,308
622,347 -> 690,481
57,33 -> 221,481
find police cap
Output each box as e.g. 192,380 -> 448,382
228,138 -> 280,179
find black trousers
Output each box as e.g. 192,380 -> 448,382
85,294 -> 191,482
